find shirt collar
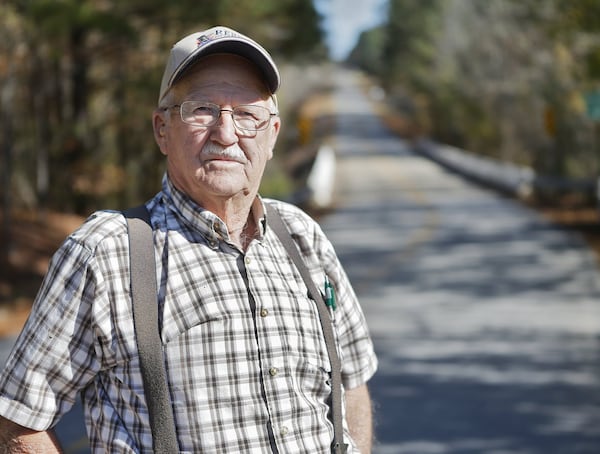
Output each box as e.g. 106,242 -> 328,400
162,174 -> 267,243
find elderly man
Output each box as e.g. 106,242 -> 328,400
0,26 -> 377,453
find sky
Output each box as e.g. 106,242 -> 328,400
314,0 -> 389,61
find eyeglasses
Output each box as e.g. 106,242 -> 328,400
164,101 -> 278,133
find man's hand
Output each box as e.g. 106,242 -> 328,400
345,384 -> 373,453
0,416 -> 62,453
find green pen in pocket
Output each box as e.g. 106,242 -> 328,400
324,275 -> 336,311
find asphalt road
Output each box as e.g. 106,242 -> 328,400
319,68 -> 600,454
2,67 -> 600,453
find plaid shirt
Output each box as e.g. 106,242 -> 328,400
0,176 -> 377,453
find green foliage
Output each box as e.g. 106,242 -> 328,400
347,27 -> 385,75
26,0 -> 134,37
351,0 -> 600,183
382,0 -> 440,87
587,47 -> 600,79
554,0 -> 600,33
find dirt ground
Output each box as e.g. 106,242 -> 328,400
540,205 -> 600,259
0,210 -> 85,336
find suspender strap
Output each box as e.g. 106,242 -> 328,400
265,203 -> 348,454
123,205 -> 179,454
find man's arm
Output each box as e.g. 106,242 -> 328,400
345,383 -> 373,454
0,416 -> 62,453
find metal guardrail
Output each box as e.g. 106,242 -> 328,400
306,145 -> 336,209
291,138 -> 596,210
415,138 -> 596,201
287,144 -> 337,211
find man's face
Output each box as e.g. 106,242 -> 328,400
153,54 -> 280,205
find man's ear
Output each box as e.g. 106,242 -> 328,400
266,116 -> 281,160
153,109 -> 168,155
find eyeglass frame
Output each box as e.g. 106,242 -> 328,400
162,100 -> 279,133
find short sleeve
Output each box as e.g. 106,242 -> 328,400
0,236 -> 103,430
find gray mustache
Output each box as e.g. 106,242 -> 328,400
201,143 -> 246,162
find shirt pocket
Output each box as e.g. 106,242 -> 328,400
293,357 -> 332,397
285,355 -> 334,438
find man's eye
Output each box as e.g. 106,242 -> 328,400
236,108 -> 262,120
194,105 -> 214,115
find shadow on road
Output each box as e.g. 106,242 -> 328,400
370,328 -> 600,454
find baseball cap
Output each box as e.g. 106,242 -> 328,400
158,26 -> 280,104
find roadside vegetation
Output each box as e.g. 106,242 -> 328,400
349,0 -> 600,206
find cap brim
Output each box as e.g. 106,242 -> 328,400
169,39 -> 279,95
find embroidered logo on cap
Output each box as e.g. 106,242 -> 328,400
196,28 -> 242,48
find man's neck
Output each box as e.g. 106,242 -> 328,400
167,177 -> 260,251
203,195 -> 259,251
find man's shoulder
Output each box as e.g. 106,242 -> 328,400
263,199 -> 317,232
67,209 -> 129,252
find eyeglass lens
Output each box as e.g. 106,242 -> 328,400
181,101 -> 272,131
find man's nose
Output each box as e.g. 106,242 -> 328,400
210,109 -> 238,144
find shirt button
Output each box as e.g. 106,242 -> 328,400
245,256 -> 251,265
269,367 -> 279,377
280,426 -> 289,436
260,308 -> 269,317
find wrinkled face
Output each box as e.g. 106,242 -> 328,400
153,54 -> 280,205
